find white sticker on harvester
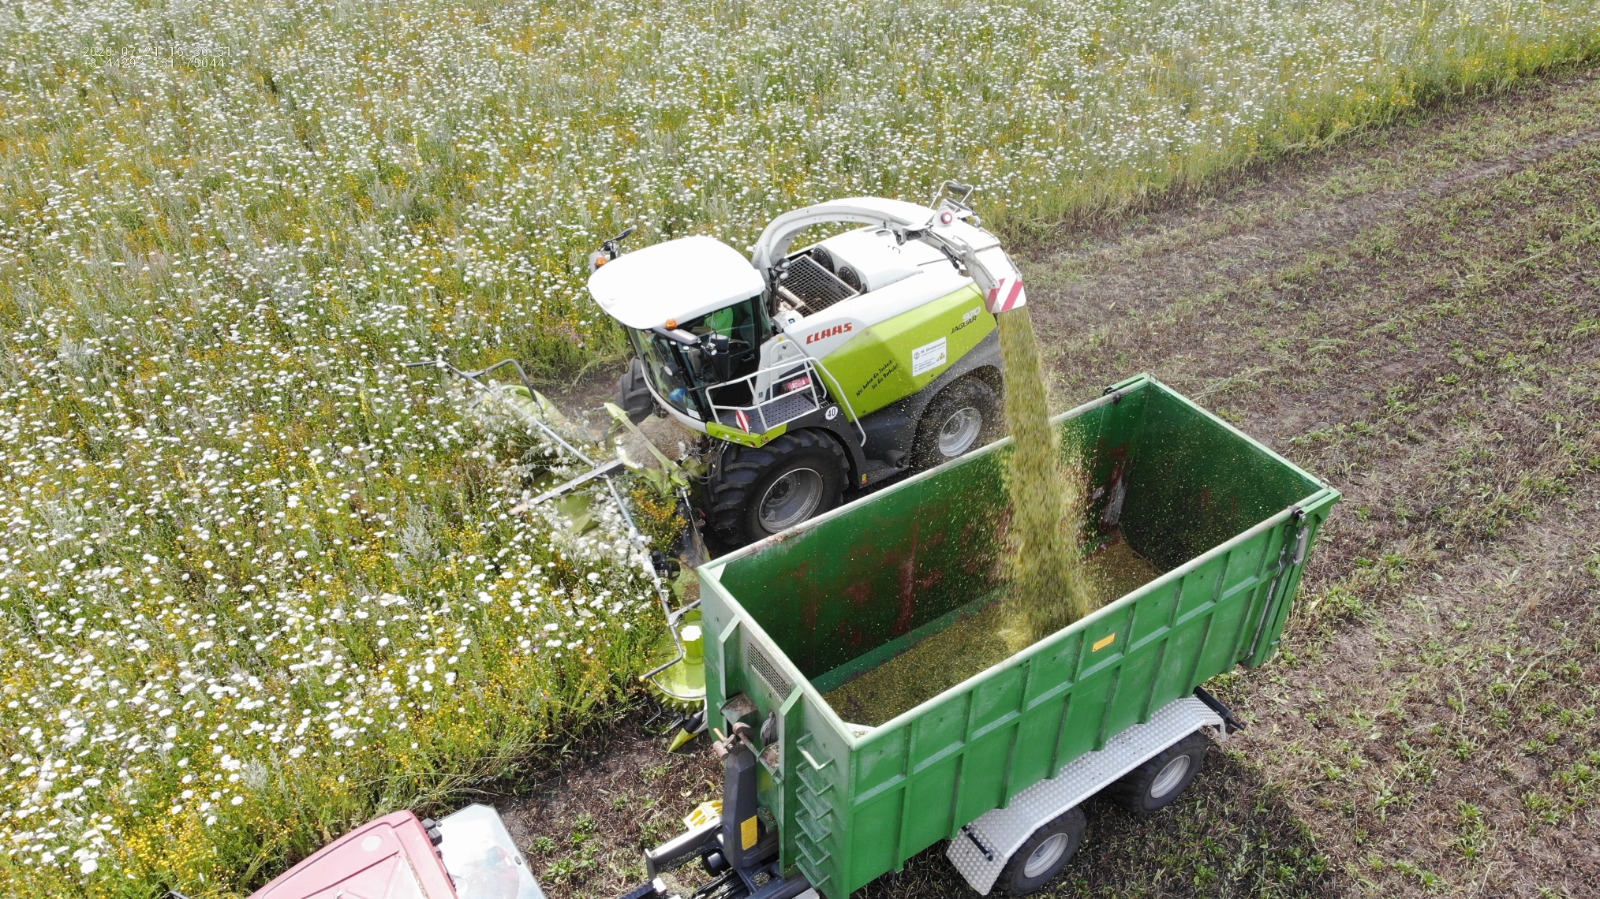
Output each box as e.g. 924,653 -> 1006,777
911,337 -> 948,376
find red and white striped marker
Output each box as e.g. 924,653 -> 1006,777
733,409 -> 751,432
985,277 -> 1027,314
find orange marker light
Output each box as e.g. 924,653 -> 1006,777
593,255 -> 608,268
665,318 -> 678,330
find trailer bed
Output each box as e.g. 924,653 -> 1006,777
822,539 -> 1160,727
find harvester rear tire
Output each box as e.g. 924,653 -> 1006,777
996,806 -> 1086,895
617,357 -> 655,425
706,430 -> 847,546
1107,731 -> 1208,816
913,377 -> 1000,469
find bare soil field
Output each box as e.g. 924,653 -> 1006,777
505,68 -> 1600,899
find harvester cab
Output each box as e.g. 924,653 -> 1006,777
588,182 -> 1029,546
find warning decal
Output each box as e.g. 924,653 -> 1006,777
911,337 -> 948,376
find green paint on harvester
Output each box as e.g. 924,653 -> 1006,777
824,540 -> 1159,726
994,308 -> 1098,653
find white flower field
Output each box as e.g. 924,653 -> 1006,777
1,0 -> 1596,895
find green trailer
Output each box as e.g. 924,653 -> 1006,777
636,373 -> 1338,899
241,374 -> 1338,899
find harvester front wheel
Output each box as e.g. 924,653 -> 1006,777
997,806 -> 1086,895
914,377 -> 999,468
707,430 -> 847,546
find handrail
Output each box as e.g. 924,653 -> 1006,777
773,319 -> 869,447
706,359 -> 823,435
802,354 -> 868,447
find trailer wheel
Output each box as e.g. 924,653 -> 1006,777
1108,731 -> 1208,816
997,806 -> 1086,895
706,430 -> 847,546
617,357 -> 655,424
913,377 -> 999,468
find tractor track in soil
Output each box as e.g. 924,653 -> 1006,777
1030,69 -> 1600,343
507,68 -> 1600,899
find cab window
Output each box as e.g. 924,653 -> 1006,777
631,295 -> 769,415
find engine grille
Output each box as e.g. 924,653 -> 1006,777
776,254 -> 859,315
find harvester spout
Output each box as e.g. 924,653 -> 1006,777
748,187 -> 1028,314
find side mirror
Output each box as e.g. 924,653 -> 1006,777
651,326 -> 700,347
590,225 -> 637,270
